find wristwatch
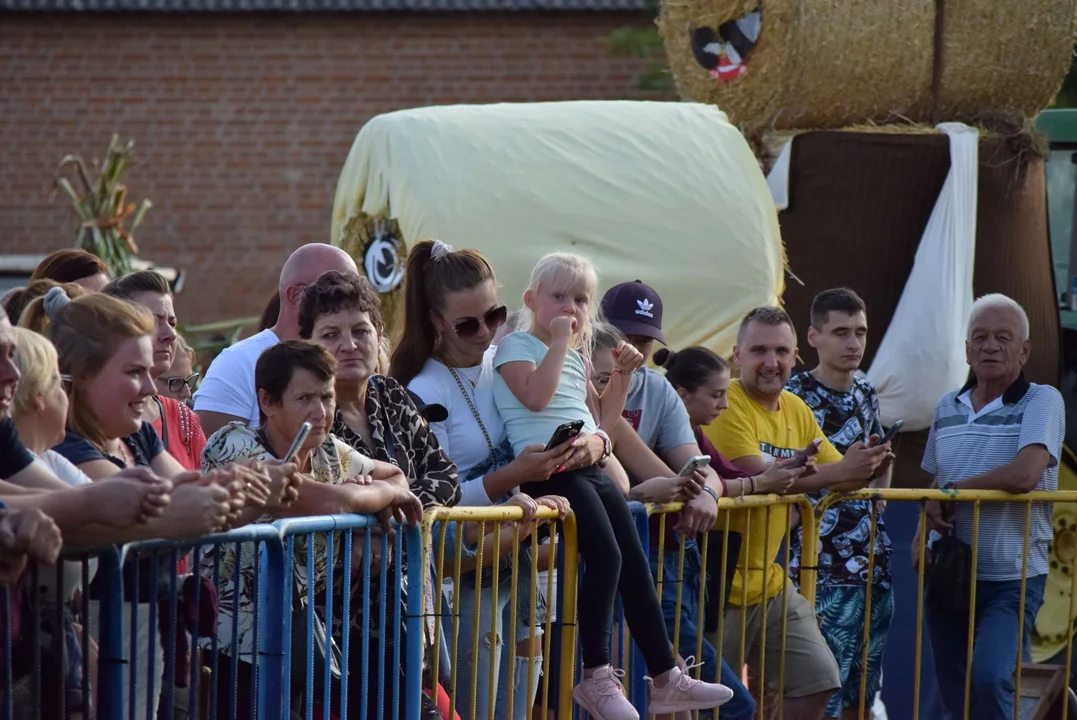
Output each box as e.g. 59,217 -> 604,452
594,429 -> 612,461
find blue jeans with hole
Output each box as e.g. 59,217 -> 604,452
650,538 -> 756,720
926,574 -> 1046,720
451,573 -> 544,720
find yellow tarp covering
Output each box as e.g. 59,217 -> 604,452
331,100 -> 784,356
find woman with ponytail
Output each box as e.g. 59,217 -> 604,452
394,240 -> 579,720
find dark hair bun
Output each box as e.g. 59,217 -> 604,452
653,348 -> 674,367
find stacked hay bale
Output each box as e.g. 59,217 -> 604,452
658,0 -> 1077,133
658,0 -> 1077,696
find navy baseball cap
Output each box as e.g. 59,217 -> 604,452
601,280 -> 666,345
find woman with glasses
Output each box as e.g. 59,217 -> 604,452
391,240 -> 585,720
103,272 -> 207,472
156,333 -> 199,405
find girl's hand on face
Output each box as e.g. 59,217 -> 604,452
549,316 -> 577,341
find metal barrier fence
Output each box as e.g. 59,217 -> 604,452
15,488 -> 1076,720
638,489 -> 1077,720
0,516 -> 424,720
617,495 -> 815,720
423,506 -> 579,720
813,488 -> 1077,720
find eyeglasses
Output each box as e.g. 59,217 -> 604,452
161,373 -> 200,393
59,374 -> 73,392
450,305 -> 508,338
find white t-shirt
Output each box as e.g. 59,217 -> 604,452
193,329 -> 279,427
35,450 -> 98,602
408,351 -> 506,507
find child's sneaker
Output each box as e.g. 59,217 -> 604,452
646,662 -> 734,714
572,666 -> 640,720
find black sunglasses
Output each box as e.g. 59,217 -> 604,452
161,373 -> 200,393
451,305 -> 508,338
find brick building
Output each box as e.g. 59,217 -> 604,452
0,2 -> 668,325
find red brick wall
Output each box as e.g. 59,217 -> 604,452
0,12 -> 670,327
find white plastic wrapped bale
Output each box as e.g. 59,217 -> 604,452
331,100 -> 784,358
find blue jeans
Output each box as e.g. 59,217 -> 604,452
451,574 -> 544,720
926,574 -> 1046,720
650,538 -> 756,720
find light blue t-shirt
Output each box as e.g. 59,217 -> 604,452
492,332 -> 597,456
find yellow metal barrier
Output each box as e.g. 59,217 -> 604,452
421,506 -> 578,720
811,488 -> 1077,720
641,494 -> 817,720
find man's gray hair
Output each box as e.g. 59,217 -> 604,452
967,293 -> 1029,340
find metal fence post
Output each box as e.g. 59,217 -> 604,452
627,502 -> 650,713
96,546 -> 126,720
403,523 -> 424,720
257,533 -> 287,720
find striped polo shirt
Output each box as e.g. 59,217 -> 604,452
922,374 -> 1064,580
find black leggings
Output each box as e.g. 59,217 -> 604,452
523,466 -> 676,675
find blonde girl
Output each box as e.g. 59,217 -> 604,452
493,253 -> 733,720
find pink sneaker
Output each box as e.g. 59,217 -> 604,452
646,661 -> 734,714
572,666 -> 640,720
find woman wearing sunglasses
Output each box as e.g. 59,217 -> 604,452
104,272 -> 208,472
392,240 -> 593,720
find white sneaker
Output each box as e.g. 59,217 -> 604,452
573,666 -> 640,720
647,662 -> 734,714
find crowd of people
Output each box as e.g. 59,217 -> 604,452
0,244 -> 1064,720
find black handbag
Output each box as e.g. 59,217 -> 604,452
925,533 -> 973,615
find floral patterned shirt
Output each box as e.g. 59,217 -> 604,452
198,421 -> 374,661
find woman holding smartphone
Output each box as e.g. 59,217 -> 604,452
391,241 -> 579,720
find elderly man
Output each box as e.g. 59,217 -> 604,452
923,293 -> 1064,720
194,243 -> 358,436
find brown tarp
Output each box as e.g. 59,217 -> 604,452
777,131 -> 1061,488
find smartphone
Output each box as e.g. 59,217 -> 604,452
677,455 -> 711,477
787,438 -> 823,468
545,420 -> 586,452
878,419 -> 905,446
283,421 -> 312,463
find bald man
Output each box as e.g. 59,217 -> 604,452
194,243 -> 358,437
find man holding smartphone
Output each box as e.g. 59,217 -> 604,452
785,288 -> 894,720
705,305 -> 890,720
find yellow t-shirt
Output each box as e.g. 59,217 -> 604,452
703,379 -> 843,607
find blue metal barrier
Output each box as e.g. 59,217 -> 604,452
0,515 -> 431,720
274,515 -> 423,720
125,523 -> 282,720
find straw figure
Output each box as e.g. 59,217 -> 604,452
659,0 -> 1077,132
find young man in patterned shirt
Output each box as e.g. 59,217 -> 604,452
786,288 -> 894,720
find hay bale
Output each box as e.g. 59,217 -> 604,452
339,213 -> 407,350
660,0 -> 1077,131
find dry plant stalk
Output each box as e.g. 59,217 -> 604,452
54,134 -> 152,277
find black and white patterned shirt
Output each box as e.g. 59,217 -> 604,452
786,371 -> 893,589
